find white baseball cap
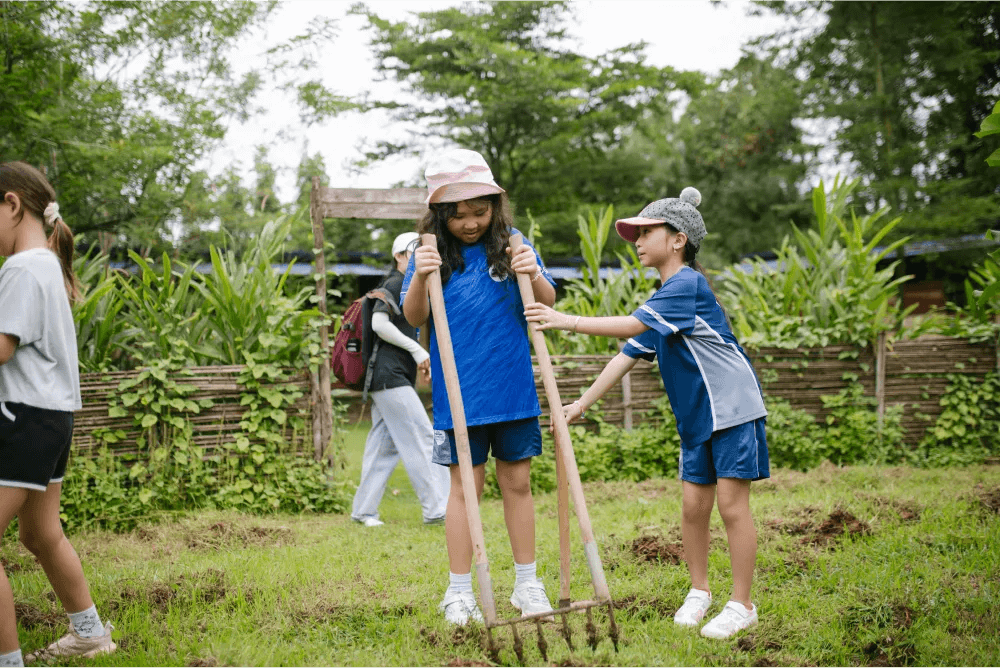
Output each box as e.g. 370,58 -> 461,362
391,231 -> 420,256
424,148 -> 505,204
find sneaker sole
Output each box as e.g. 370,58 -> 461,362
700,620 -> 757,639
83,642 -> 118,658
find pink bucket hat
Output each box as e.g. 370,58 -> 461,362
424,148 -> 505,204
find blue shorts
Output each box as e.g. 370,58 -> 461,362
679,417 -> 769,485
432,417 -> 543,467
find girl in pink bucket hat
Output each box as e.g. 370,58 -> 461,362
525,187 -> 770,641
401,148 -> 558,626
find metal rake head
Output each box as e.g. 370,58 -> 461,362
483,599 -> 619,664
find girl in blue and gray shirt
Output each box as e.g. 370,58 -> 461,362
526,187 -> 769,641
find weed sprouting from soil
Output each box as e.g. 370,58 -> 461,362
629,535 -> 685,565
843,601 -> 918,667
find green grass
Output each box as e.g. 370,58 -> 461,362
5,422 -> 1000,666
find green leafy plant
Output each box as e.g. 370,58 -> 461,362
549,205 -> 659,355
717,177 -> 915,348
907,373 -> 1000,467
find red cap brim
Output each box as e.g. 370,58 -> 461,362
615,217 -> 667,243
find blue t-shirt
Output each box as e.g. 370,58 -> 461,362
622,267 -> 767,447
401,230 -> 556,430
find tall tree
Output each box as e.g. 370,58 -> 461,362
354,1 -> 679,257
0,1 -> 351,251
618,55 -> 814,263
754,1 -> 1000,238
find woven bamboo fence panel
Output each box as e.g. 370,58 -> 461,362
881,336 -> 998,442
74,366 -> 313,457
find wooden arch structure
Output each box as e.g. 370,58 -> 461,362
307,179 -> 426,459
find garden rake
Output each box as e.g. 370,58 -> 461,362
421,233 -> 619,663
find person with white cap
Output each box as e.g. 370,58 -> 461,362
401,148 -> 558,626
351,231 -> 450,528
525,188 -> 770,640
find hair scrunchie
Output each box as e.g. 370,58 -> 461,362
43,202 -> 60,227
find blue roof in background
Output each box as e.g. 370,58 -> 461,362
105,231 -> 998,280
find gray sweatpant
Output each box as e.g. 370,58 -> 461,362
351,385 -> 450,523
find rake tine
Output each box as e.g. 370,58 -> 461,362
485,627 -> 499,664
510,621 -> 524,664
560,610 -> 574,651
535,619 -> 549,662
606,600 -> 620,652
586,606 -> 598,651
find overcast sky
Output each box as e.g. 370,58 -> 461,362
209,0 -> 791,202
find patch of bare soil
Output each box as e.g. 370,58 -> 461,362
629,535 -> 685,565
975,484 -> 1000,514
864,608 -> 917,667
445,659 -> 491,667
1,552 -> 39,574
802,509 -> 872,547
108,568 -> 230,615
13,602 -> 63,630
763,506 -> 823,538
187,659 -> 219,667
185,522 -> 294,550
613,594 -> 674,622
860,494 -> 922,522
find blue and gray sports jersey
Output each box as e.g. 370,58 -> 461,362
622,267 -> 766,446
401,229 -> 556,430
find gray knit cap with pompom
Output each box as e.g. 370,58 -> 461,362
615,186 -> 707,248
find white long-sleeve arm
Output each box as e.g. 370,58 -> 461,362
371,311 -> 430,364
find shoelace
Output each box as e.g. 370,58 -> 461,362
522,583 -> 549,607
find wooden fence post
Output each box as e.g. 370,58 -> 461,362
310,177 -> 334,463
875,330 -> 887,426
995,314 -> 1000,376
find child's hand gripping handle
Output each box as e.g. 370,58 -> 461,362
419,233 -> 497,625
510,233 -> 611,604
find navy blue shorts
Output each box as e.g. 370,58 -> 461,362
679,417 -> 769,485
432,417 -> 543,467
0,401 -> 74,491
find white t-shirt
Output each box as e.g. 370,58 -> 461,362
0,248 -> 82,411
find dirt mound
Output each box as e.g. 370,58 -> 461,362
186,522 -> 293,550
975,485 -> 1000,514
13,603 -> 63,630
804,509 -> 871,546
109,568 -> 230,615
446,660 -> 491,667
629,535 -> 684,565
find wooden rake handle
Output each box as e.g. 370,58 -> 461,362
510,233 -> 611,603
420,233 -> 497,625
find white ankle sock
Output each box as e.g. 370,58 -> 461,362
0,649 -> 23,667
514,561 -> 537,586
448,571 -> 473,593
67,605 -> 103,638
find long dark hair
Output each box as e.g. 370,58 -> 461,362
0,161 -> 80,301
417,193 -> 514,285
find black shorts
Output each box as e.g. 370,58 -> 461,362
0,401 -> 74,491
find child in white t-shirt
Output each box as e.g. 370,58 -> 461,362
0,162 -> 115,667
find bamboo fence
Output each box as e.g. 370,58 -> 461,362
73,366 -> 313,457
73,334 -> 998,458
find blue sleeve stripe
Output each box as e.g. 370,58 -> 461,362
627,337 -> 655,353
640,304 -> 679,333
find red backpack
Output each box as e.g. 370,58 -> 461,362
330,287 -> 401,401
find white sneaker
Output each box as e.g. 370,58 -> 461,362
673,588 -> 712,626
510,580 -> 554,619
700,601 -> 758,639
439,589 -> 483,626
26,622 -> 116,662
354,516 -> 384,527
